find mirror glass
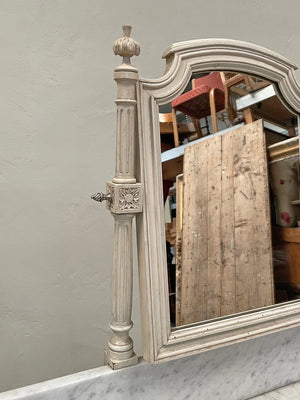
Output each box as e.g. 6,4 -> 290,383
159,71 -> 300,328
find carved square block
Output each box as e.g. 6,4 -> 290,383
106,182 -> 143,214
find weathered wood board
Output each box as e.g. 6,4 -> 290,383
178,120 -> 274,326
175,174 -> 183,326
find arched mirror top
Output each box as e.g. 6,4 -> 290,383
135,36 -> 300,364
140,38 -> 300,114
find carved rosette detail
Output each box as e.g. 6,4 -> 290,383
106,182 -> 143,214
113,25 -> 140,64
119,188 -> 140,210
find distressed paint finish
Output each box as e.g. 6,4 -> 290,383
104,26 -> 142,369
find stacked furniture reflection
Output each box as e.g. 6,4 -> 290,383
160,72 -> 300,326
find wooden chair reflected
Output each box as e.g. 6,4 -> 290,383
171,72 -> 225,146
159,112 -> 196,149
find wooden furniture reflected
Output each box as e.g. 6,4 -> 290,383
235,84 -> 298,135
171,72 -> 225,146
220,72 -> 270,122
136,36 -> 300,365
159,112 -> 196,148
273,227 -> 300,302
177,120 -> 274,325
175,174 -> 183,326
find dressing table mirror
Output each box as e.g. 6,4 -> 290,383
93,27 -> 300,368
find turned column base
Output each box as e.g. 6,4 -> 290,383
104,348 -> 138,369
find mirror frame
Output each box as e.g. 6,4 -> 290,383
136,38 -> 300,364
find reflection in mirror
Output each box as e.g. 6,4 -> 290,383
159,71 -> 300,327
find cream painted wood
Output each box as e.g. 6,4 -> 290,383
103,26 -> 142,369
136,38 -> 300,364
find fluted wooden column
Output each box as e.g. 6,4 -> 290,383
103,26 -> 142,369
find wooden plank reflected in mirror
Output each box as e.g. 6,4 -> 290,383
178,121 -> 274,326
160,72 -> 300,328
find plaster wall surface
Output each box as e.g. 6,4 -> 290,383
0,0 -> 300,392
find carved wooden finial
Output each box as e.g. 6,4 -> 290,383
113,25 -> 140,64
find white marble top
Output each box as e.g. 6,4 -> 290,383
1,327 -> 300,400
250,381 -> 300,399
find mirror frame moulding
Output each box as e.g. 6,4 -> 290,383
135,38 -> 300,364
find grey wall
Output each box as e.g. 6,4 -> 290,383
1,0 -> 299,393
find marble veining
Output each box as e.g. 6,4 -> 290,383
1,327 -> 300,400
250,381 -> 300,399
